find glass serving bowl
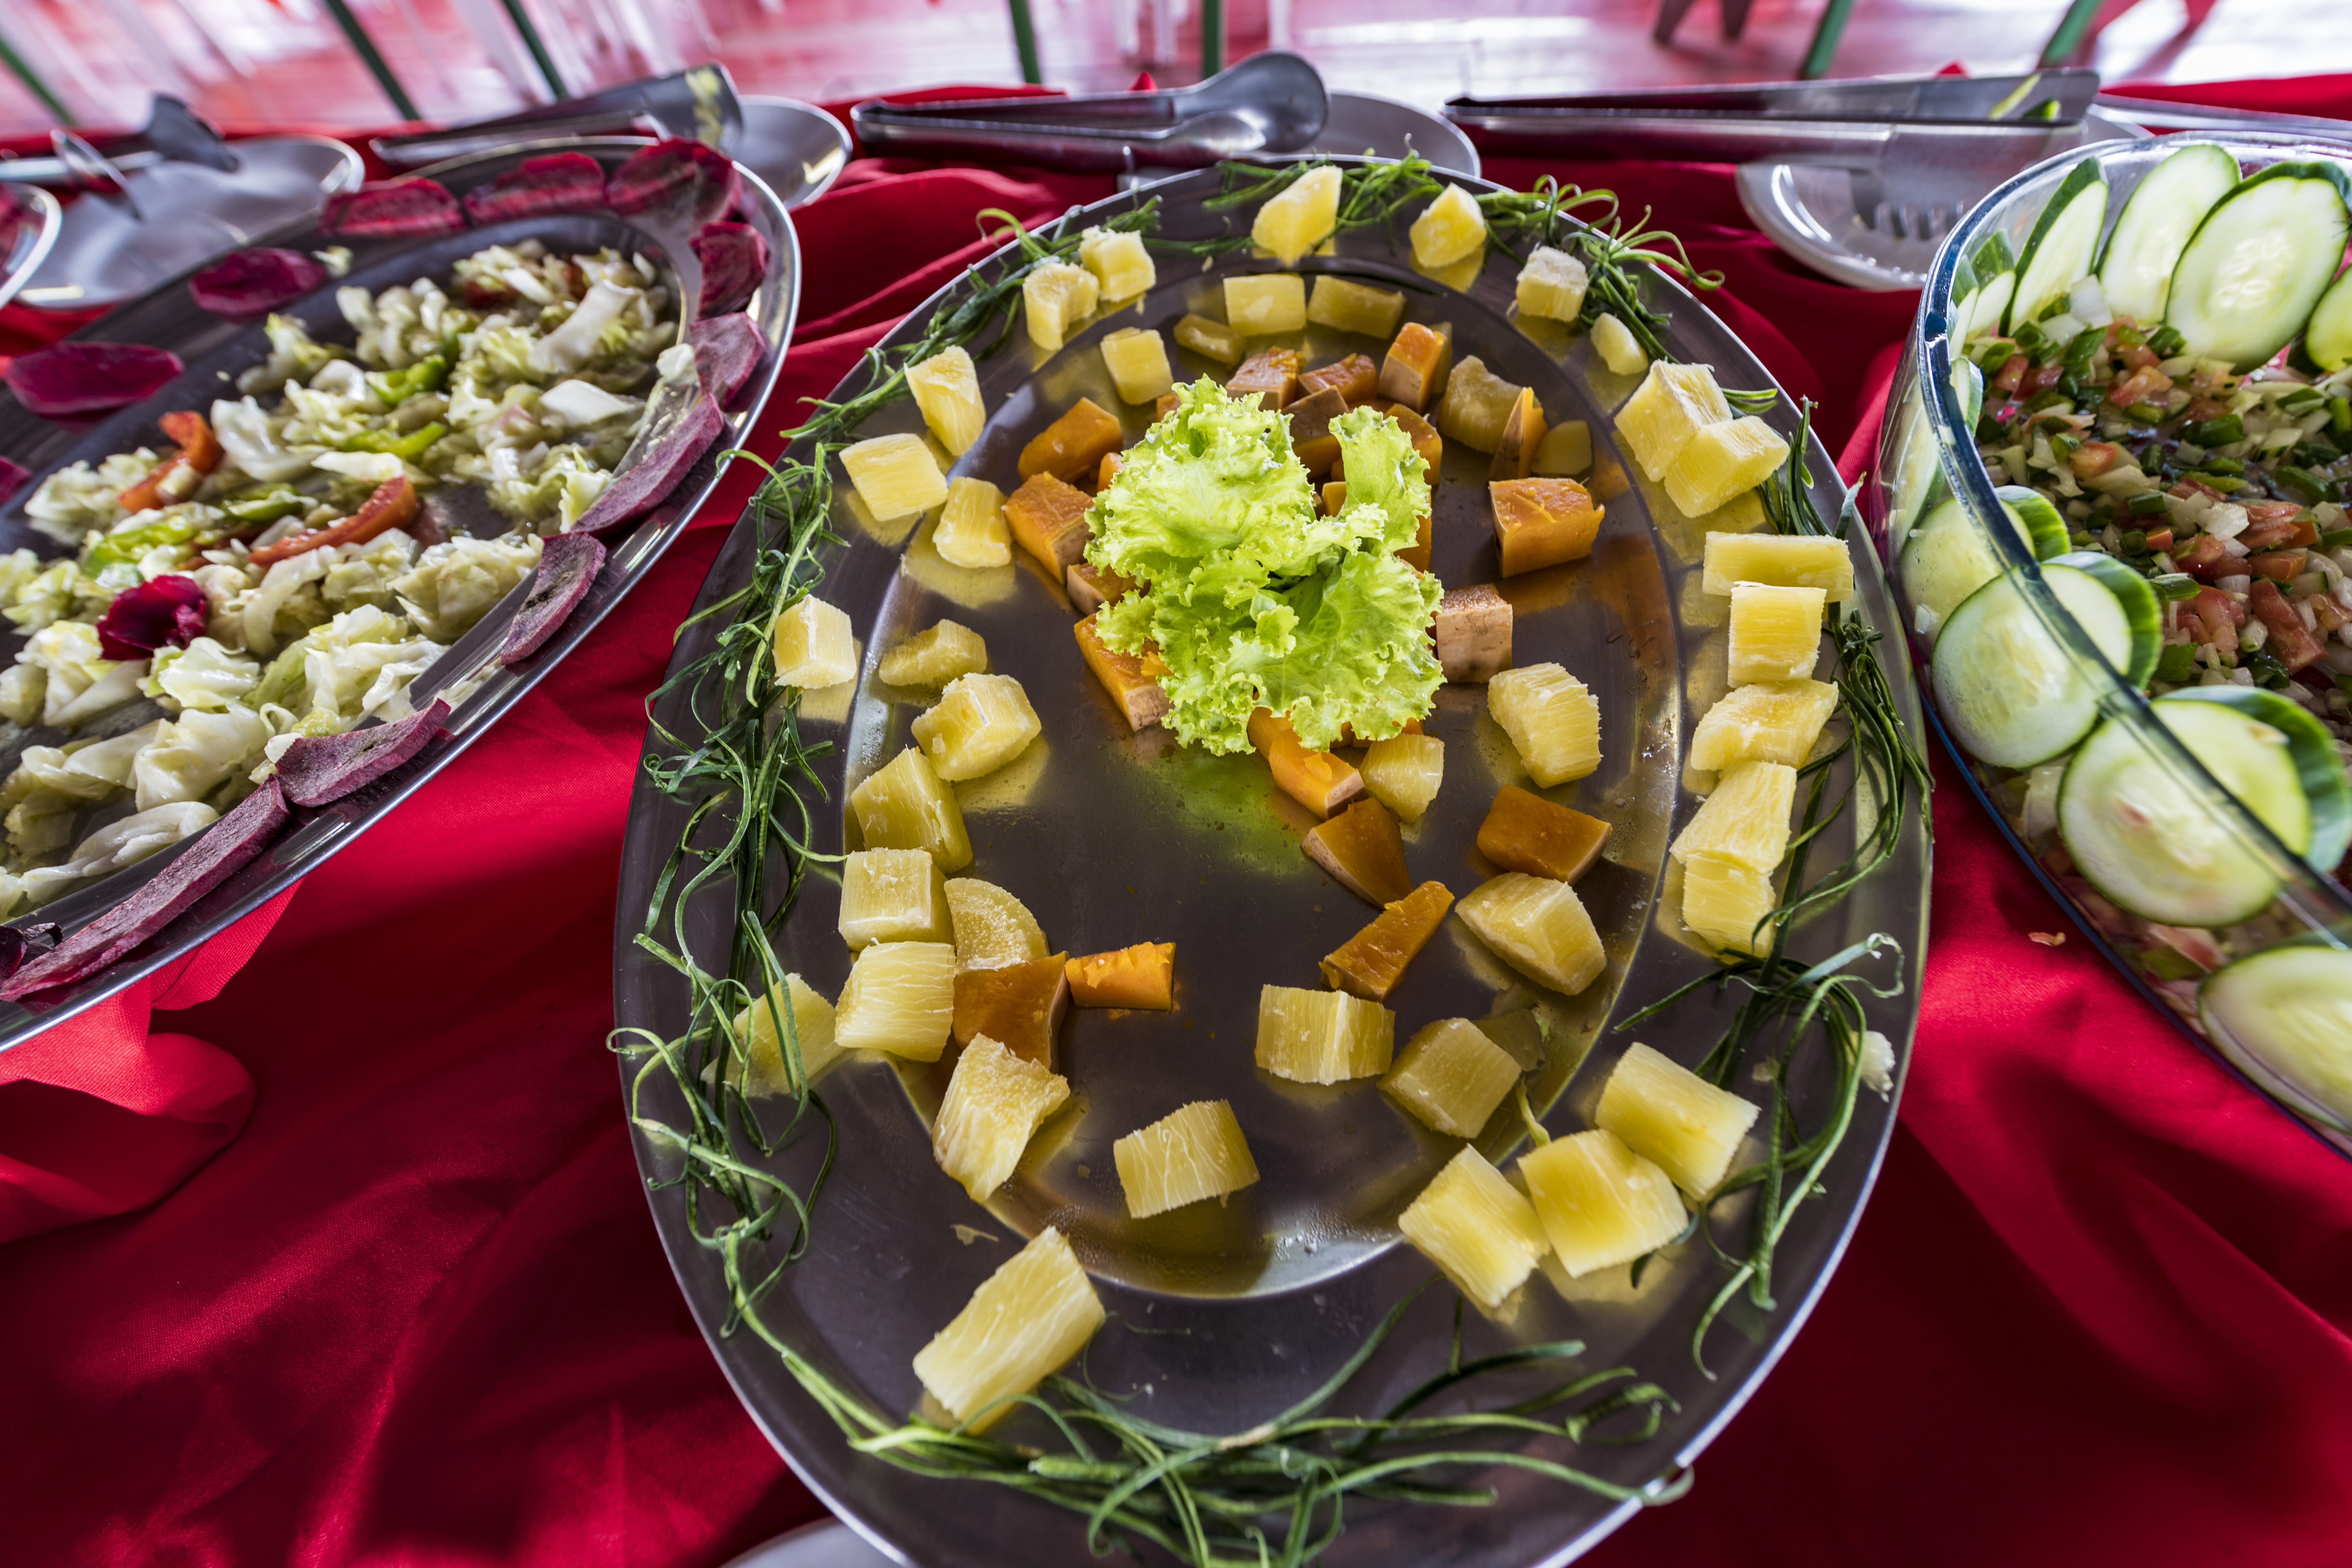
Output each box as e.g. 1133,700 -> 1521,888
1875,133 -> 2352,1157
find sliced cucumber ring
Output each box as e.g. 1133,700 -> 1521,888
2165,161 -> 2352,372
2096,143 -> 2240,325
1999,484 -> 2069,558
2158,686 -> 2352,870
2005,160 -> 2110,334
2200,943 -> 2352,1133
2058,711 -> 2284,927
1965,233 -> 2017,344
1897,485 -> 2067,642
1887,359 -> 1984,550
2305,261 -> 2352,373
1934,562 -> 2139,768
2047,550 -> 2161,686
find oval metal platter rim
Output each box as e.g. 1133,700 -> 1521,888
615,159 -> 1929,1567
0,139 -> 800,1057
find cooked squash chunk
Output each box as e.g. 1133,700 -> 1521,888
1023,260 -> 1099,351
1590,311 -> 1648,377
1476,784 -> 1612,882
1079,224 -> 1156,301
1307,278 -> 1405,340
1073,613 -> 1170,731
1490,478 -> 1602,577
1100,327 -> 1174,405
1321,880 -> 1454,1002
1384,1016 -> 1520,1137
1689,680 -> 1838,771
912,1227 -> 1102,1432
1614,361 -> 1731,483
1298,351 -> 1381,407
1003,472 -> 1093,577
850,747 -> 972,871
840,432 -> 947,521
1665,416 -> 1790,517
912,672 -> 1041,781
1096,450 -> 1123,490
732,974 -> 841,1094
1399,1146 -> 1549,1309
1173,313 -> 1245,366
1518,1127 -> 1684,1278
1252,165 -> 1342,263
833,940 -> 957,1061
934,1034 -> 1070,1201
905,346 -> 987,457
1115,1100 -> 1259,1217
1515,245 -> 1589,321
1726,582 -> 1826,683
1257,984 -> 1395,1084
1410,183 -> 1488,268
772,595 -> 858,689
879,620 -> 988,687
840,847 -> 954,949
1065,560 -> 1135,615
1360,732 -> 1445,823
1067,942 -> 1175,1008
1532,421 -> 1592,477
1456,872 -> 1606,996
1701,531 -> 1854,602
1487,662 -> 1601,787
932,477 -> 1013,569
1248,708 -> 1365,818
1225,273 -> 1307,336
1682,852 -> 1775,956
951,954 -> 1070,1068
1378,322 -> 1453,411
1227,346 -> 1302,408
1435,356 -> 1523,455
1489,388 -> 1548,482
1595,1041 -> 1759,1198
1671,759 -> 1795,874
945,878 -> 1049,971
1302,798 -> 1412,906
1435,583 -> 1513,682
1376,401 -> 1443,469
1018,397 -> 1122,484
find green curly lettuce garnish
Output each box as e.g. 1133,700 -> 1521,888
1087,378 -> 1440,753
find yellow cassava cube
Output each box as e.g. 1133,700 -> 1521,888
838,847 -> 953,949
1173,313 -> 1245,366
1682,853 -> 1776,956
906,346 -> 987,457
732,974 -> 841,1094
934,1034 -> 1071,1201
1666,416 -> 1790,517
850,747 -> 973,871
879,620 -> 988,687
1398,1146 -> 1550,1310
1614,361 -> 1731,483
1224,274 -> 1307,336
1517,1128 -> 1685,1279
1532,420 -> 1592,477
1099,327 -> 1175,405
1487,662 -> 1601,787
1727,582 -> 1827,683
1114,1100 -> 1260,1218
912,1227 -> 1103,1432
840,432 -> 947,521
1252,166 -> 1342,264
1256,984 -> 1394,1084
1307,275 -> 1407,339
911,672 -> 1041,781
1457,872 -> 1606,996
1023,260 -> 1099,352
1078,224 -> 1156,301
833,940 -> 956,1061
944,878 -> 1049,971
1410,183 -> 1488,268
1671,759 -> 1795,874
932,477 -> 1012,569
1596,1041 -> 1761,1198
771,595 -> 858,689
1701,531 -> 1854,602
1383,1018 -> 1522,1138
1515,245 -> 1590,321
1590,311 -> 1647,376
1688,680 -> 1838,771
1435,356 -> 1525,455
1360,732 -> 1445,824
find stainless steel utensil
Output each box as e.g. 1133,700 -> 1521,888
2091,93 -> 2352,138
371,64 -> 744,170
732,97 -> 853,209
852,50 -> 1329,173
0,97 -> 236,193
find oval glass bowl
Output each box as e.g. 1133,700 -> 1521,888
1875,134 -> 2352,1154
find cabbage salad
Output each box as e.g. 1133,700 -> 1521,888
0,240 -> 683,915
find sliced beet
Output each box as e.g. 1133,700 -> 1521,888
573,394 -> 724,534
188,248 -> 329,323
321,177 -> 466,239
0,456 -> 27,506
691,223 -> 768,319
606,138 -> 740,226
96,574 -> 209,662
274,698 -> 450,808
5,342 -> 184,419
463,152 -> 608,225
689,312 -> 765,407
0,779 -> 289,1000
498,532 -> 607,667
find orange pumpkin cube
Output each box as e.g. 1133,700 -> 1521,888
1282,385 -> 1349,479
1155,391 -> 1181,421
952,955 -> 1071,1068
1488,387 -> 1548,482
1320,881 -> 1455,1001
1226,348 -> 1302,409
1379,403 -> 1444,471
1298,353 -> 1380,407
1097,450 -> 1123,491
1247,708 -> 1365,819
1066,942 -> 1176,1009
1490,477 -> 1602,577
1074,612 -> 1170,731
1476,785 -> 1612,882
1302,798 -> 1413,906
1018,397 -> 1123,484
1378,321 -> 1453,411
1065,560 -> 1135,616
1005,471 -> 1094,576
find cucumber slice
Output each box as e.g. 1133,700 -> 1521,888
2158,686 -> 2352,870
1965,234 -> 2016,344
1887,358 -> 1984,550
2304,261 -> 2352,373
2058,711 -> 2284,926
2046,550 -> 2161,686
2095,144 -> 2240,325
2164,161 -> 2352,372
1897,484 -> 2066,641
1947,254 -> 1981,342
1967,272 -> 2016,348
2200,943 -> 2352,1132
2004,160 -> 2110,335
1933,562 -> 2138,768
1999,484 -> 2068,558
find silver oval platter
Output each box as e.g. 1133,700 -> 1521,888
615,161 -> 1927,1565
0,136 -> 797,1054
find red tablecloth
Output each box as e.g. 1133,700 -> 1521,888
4,74 -> 2352,1568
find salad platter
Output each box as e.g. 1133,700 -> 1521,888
0,136 -> 797,1050
1876,133 -> 2352,1154
618,158 -> 1930,1565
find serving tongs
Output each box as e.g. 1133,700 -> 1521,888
852,51 -> 1329,173
372,65 -> 743,169
0,96 -> 239,195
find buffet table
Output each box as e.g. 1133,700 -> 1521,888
2,72 -> 2349,1568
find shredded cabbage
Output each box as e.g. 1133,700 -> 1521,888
392,534 -> 541,640
144,636 -> 262,713
133,706 -> 272,810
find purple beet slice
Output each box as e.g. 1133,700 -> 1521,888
463,152 -> 608,225
573,394 -> 724,534
691,223 -> 768,319
5,342 -> 184,419
0,779 -> 289,1000
605,138 -> 740,226
96,574 -> 209,662
498,532 -> 607,667
688,312 -> 765,407
0,456 -> 27,506
0,921 -> 58,981
321,177 -> 466,239
273,698 -> 450,808
189,248 -> 329,322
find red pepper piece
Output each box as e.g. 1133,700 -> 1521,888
117,410 -> 223,513
248,475 -> 418,567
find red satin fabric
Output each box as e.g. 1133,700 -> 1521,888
3,78 -> 2350,1568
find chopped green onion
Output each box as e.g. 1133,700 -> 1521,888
338,421 -> 447,459
2024,388 -> 2072,414
2320,527 -> 2352,550
2151,573 -> 2204,602
2279,387 -> 2328,415
2127,491 -> 2170,516
2274,466 -> 2332,506
2200,473 -> 2246,493
2119,528 -> 2148,554
2050,431 -> 2082,462
2113,323 -> 2147,351
2146,324 -> 2186,358
2197,455 -> 2244,475
2127,402 -> 2171,426
2184,414 -> 2244,446
2244,648 -> 2292,689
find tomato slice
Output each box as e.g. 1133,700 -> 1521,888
248,475 -> 419,567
